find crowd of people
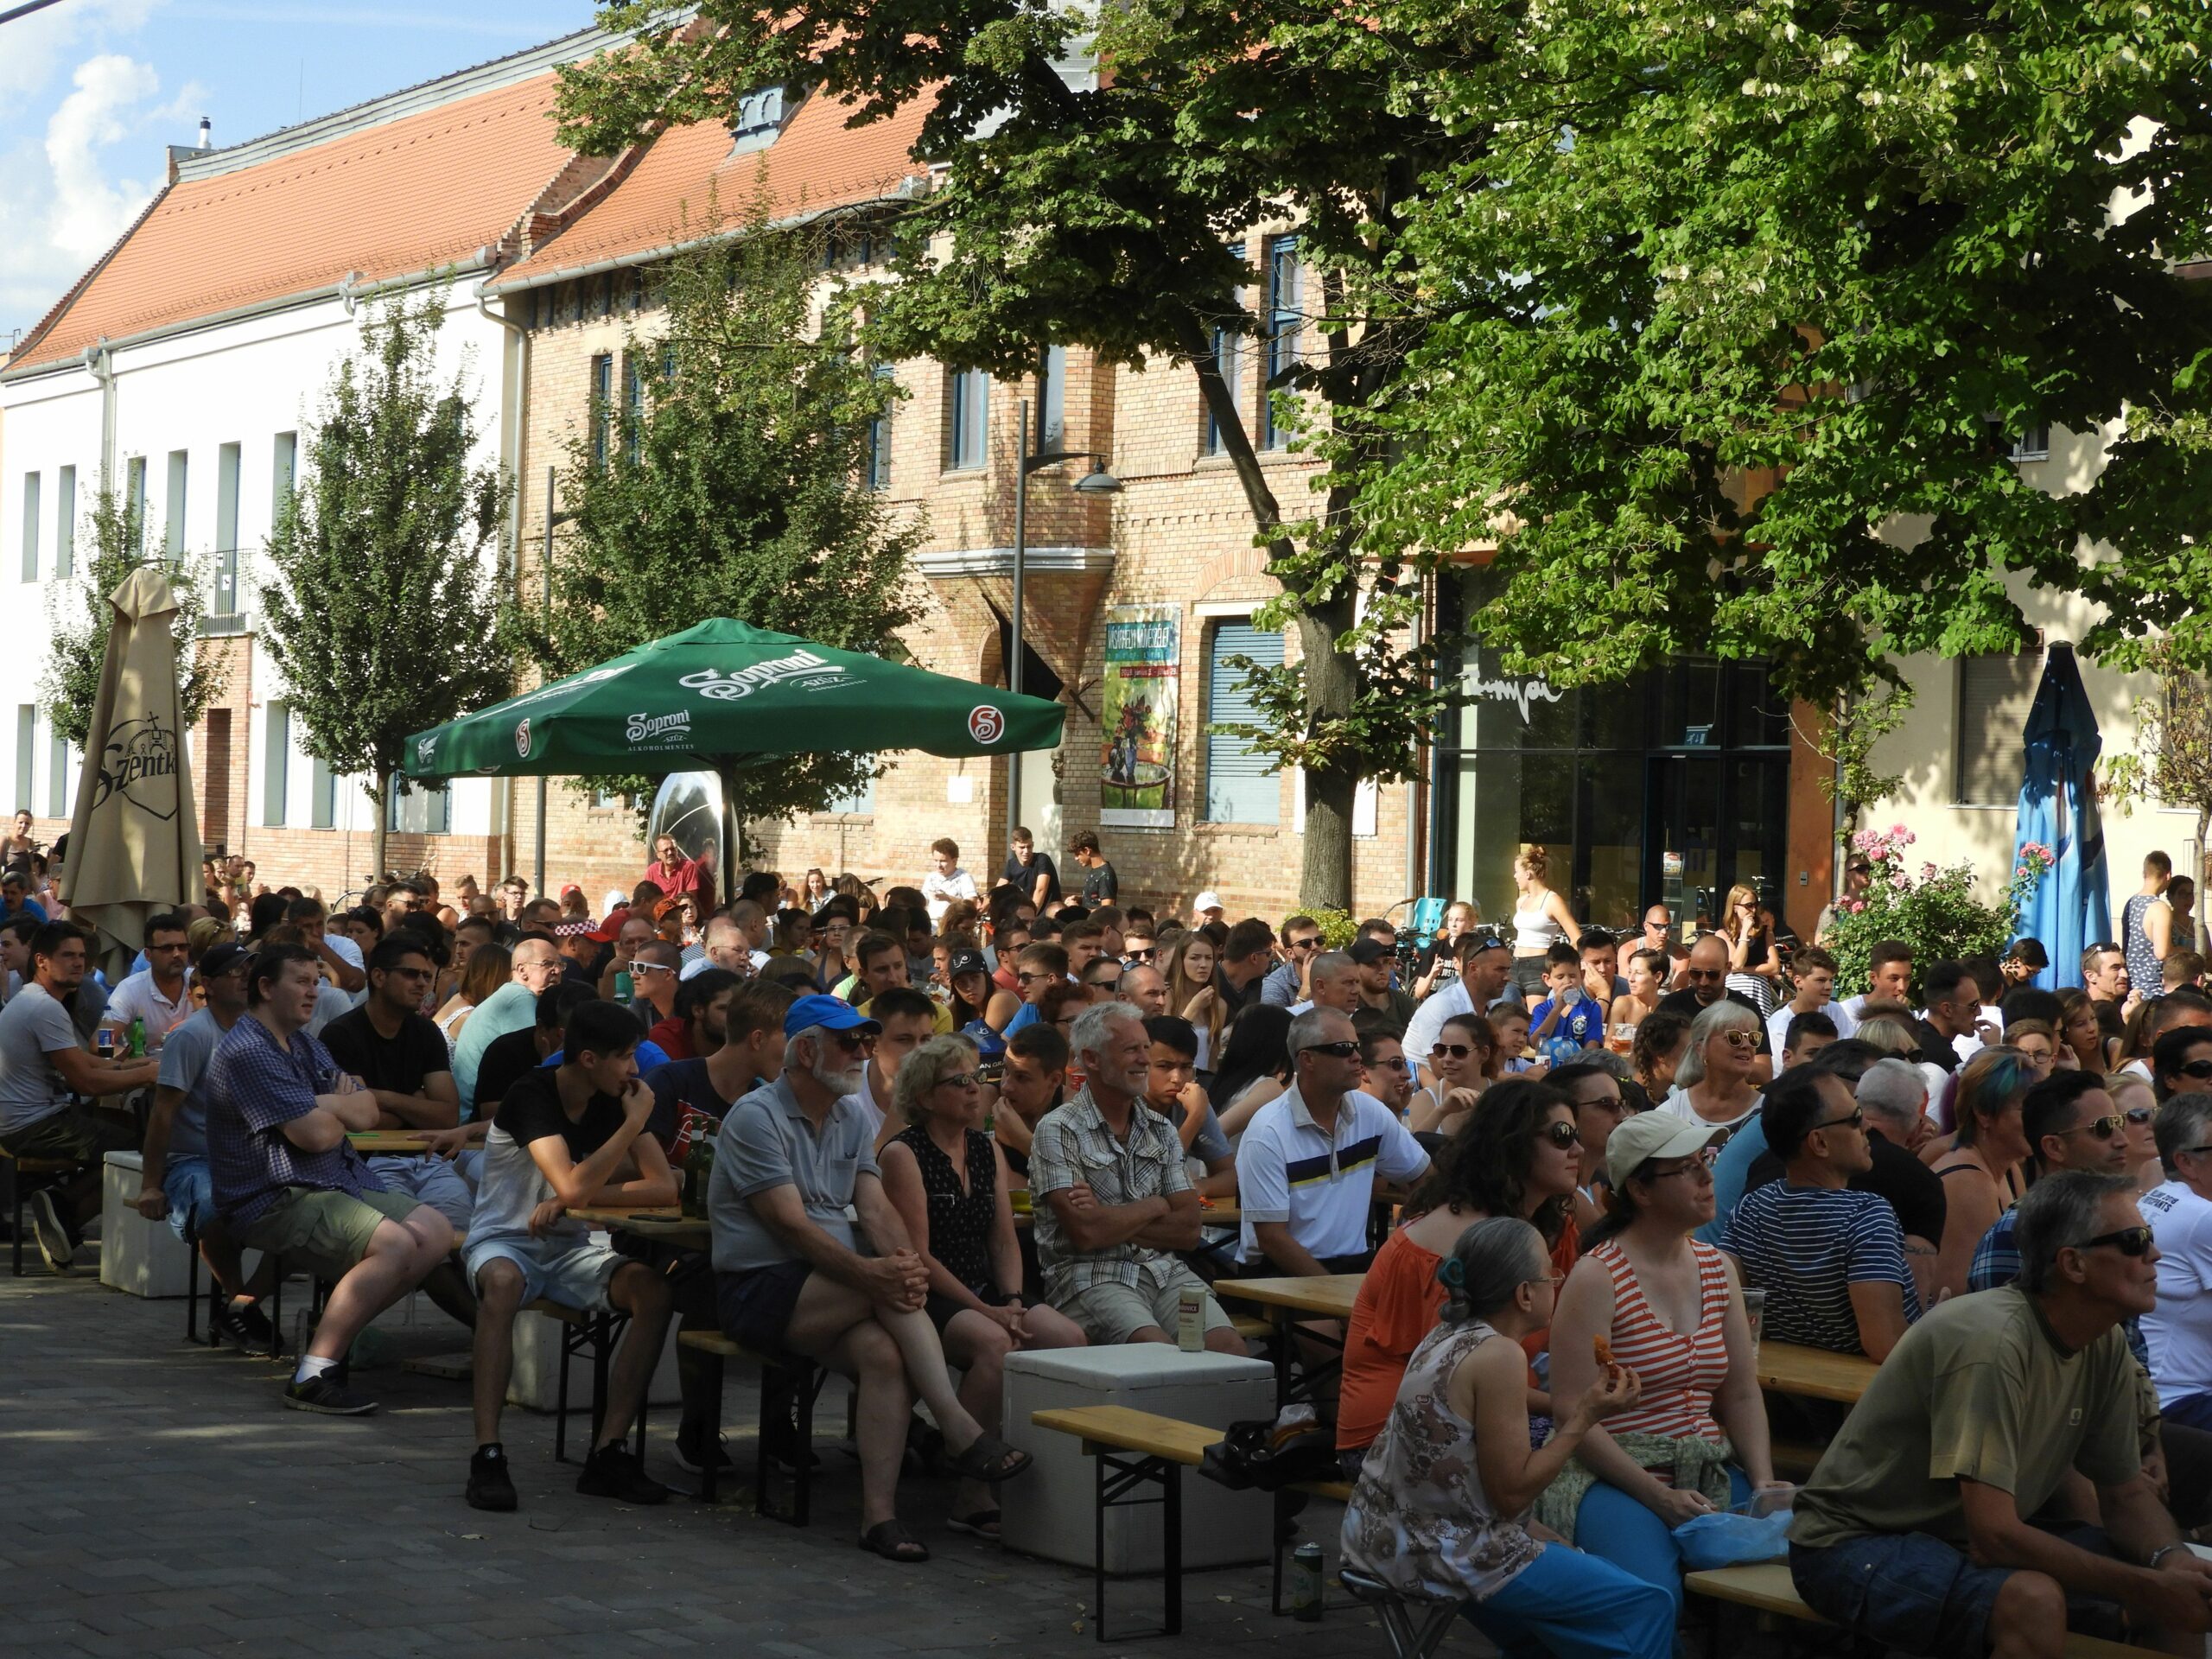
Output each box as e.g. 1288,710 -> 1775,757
14,823 -> 2212,1648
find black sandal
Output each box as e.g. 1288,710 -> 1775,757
858,1520 -> 930,1562
946,1509 -> 1001,1540
948,1433 -> 1033,1484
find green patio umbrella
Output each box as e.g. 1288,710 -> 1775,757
401,618 -> 1065,865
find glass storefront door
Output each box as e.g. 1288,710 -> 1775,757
1437,606 -> 1794,928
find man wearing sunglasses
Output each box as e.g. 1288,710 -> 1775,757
1970,1072 -> 2133,1297
1261,914 -> 1325,1007
1656,934 -> 1775,1082
1790,1169 -> 2212,1659
1233,1007 -> 1430,1279
1721,1065 -> 1919,1363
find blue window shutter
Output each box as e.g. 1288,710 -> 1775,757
1205,623 -> 1282,823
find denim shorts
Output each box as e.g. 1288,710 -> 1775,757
467,1236 -> 626,1313
1789,1526 -> 2127,1656
162,1156 -> 216,1241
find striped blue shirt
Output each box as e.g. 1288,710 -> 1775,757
1722,1179 -> 1921,1354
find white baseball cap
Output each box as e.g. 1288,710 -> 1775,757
1192,891 -> 1225,915
1605,1110 -> 1726,1190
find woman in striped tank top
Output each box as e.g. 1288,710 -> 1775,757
1541,1112 -> 1790,1618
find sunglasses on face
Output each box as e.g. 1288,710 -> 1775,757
1125,947 -> 1155,963
1716,1031 -> 1759,1052
2079,1225 -> 2155,1258
1370,1055 -> 1410,1070
1541,1120 -> 1581,1149
630,962 -> 675,976
2176,1059 -> 2212,1080
1093,975 -> 1124,990
1686,968 -> 1723,982
935,1071 -> 980,1090
1301,1039 -> 1363,1059
1810,1108 -> 1865,1135
824,1029 -> 875,1053
1431,1042 -> 1484,1060
1287,937 -> 1321,952
2056,1114 -> 2126,1142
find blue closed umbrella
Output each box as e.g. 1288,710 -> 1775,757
2013,643 -> 2111,988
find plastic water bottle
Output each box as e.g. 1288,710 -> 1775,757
1289,1542 -> 1325,1621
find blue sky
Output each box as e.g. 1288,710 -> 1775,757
0,0 -> 601,343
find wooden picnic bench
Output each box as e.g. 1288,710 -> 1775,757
1029,1403 -> 1353,1642
1686,1563 -> 2150,1658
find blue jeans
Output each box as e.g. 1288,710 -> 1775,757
162,1156 -> 216,1241
1573,1466 -> 1752,1618
1465,1542 -> 1678,1659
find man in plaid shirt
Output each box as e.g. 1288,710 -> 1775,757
1029,1002 -> 1243,1350
207,944 -> 454,1416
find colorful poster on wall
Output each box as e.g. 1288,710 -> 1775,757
1100,605 -> 1179,829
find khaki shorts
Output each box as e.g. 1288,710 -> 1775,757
233,1185 -> 423,1278
1059,1268 -> 1236,1346
0,1103 -> 137,1166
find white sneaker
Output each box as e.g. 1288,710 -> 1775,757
25,1189 -> 72,1269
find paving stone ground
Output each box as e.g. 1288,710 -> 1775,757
1,1260 -> 1501,1659
1,1258 -> 1837,1659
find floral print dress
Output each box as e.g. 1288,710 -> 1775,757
1340,1317 -> 1544,1604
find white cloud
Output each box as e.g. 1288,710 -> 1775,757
0,0 -> 162,98
47,55 -> 162,261
0,52 -> 169,341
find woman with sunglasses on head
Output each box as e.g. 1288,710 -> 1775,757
1923,1045 -> 2037,1300
1542,1111 -> 1786,1621
1341,1216 -> 1673,1659
1338,1082 -> 1586,1476
1654,1001 -> 1764,1140
881,1036 -> 1086,1537
1718,882 -> 1783,1017
1409,1011 -> 1501,1139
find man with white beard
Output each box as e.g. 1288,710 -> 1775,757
706,995 -> 1033,1564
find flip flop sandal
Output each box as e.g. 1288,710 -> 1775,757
946,1509 -> 1001,1540
949,1433 -> 1033,1484
858,1520 -> 930,1563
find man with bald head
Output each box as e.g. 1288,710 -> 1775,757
1121,963 -> 1170,1019
1290,950 -> 1361,1017
455,938 -> 565,1117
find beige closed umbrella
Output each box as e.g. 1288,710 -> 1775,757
60,565 -> 202,976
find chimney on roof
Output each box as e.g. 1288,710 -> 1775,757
196,117 -> 211,150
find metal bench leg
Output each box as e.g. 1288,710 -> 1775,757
697,1348 -> 724,1503
184,1215 -> 200,1343
793,1364 -> 819,1528
554,1315 -> 574,1464
1162,1463 -> 1182,1637
1094,1446 -> 1109,1645
4,1154 -> 21,1278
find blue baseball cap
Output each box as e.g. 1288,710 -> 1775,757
784,993 -> 880,1039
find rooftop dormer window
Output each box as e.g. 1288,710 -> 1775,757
730,86 -> 792,156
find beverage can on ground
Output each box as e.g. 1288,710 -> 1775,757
1289,1541 -> 1324,1621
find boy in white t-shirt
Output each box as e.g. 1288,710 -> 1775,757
919,837 -> 979,926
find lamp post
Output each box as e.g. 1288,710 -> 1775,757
535,466 -> 575,896
1007,396 -> 1120,843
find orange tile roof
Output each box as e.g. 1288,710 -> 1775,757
490,92 -> 932,289
10,73 -> 583,374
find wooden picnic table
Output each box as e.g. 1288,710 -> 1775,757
1756,1340 -> 1878,1405
568,1205 -> 708,1247
1214,1274 -> 1364,1322
346,1130 -> 438,1154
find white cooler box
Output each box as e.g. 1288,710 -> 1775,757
100,1151 -> 200,1298
1001,1344 -> 1274,1573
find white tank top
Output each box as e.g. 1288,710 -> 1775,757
1512,895 -> 1562,956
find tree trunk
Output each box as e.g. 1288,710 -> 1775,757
1298,596 -> 1359,911
372,770 -> 391,887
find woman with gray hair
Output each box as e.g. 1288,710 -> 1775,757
1656,999 -> 1764,1138
1342,1217 -> 1670,1657
880,1035 -> 1086,1539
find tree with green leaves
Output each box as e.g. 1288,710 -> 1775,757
551,2 -> 1492,907
259,289 -> 511,878
1354,0 -> 2212,760
41,488 -> 222,753
509,205 -> 921,829
2106,641 -> 2212,877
